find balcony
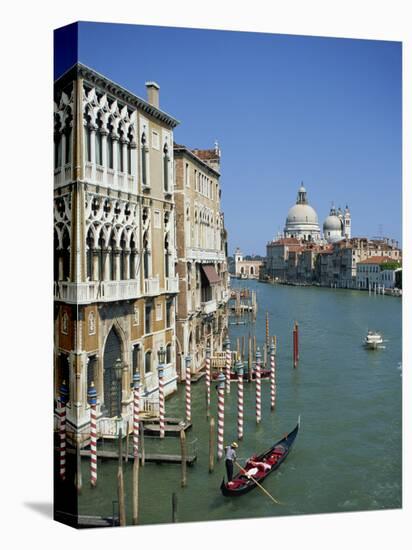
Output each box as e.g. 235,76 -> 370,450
54,279 -> 141,304
201,299 -> 217,315
54,281 -> 100,304
144,276 -> 160,296
100,280 -> 141,302
186,248 -> 225,262
165,276 -> 179,294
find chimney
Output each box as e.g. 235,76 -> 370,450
145,81 -> 160,108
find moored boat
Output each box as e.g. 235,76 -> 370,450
220,418 -> 300,497
364,330 -> 383,349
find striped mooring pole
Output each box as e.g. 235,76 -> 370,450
132,370 -> 140,459
185,355 -> 192,423
157,359 -> 166,439
58,380 -> 69,481
269,341 -> 276,411
224,337 -> 231,394
87,382 -> 98,487
236,358 -> 244,440
255,348 -> 262,424
205,344 -> 211,418
217,372 -> 225,460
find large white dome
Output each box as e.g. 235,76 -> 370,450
323,215 -> 341,231
286,204 -> 319,226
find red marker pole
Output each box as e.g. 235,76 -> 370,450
217,372 -> 225,460
255,348 -> 262,424
224,337 -> 231,394
236,358 -> 244,440
132,371 -> 140,459
270,342 -> 276,411
185,355 -> 192,423
205,344 -> 211,418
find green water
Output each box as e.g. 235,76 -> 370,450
78,281 -> 402,524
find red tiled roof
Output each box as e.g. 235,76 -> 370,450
357,256 -> 394,265
192,148 -> 219,160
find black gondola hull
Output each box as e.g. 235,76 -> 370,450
220,421 -> 299,497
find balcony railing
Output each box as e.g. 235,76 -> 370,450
165,276 -> 179,294
201,299 -> 217,315
144,276 -> 160,296
54,279 -> 141,304
186,248 -> 225,262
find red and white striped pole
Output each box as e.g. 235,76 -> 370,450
216,372 -> 225,460
224,337 -> 231,394
157,347 -> 166,439
205,344 -> 211,418
87,382 -> 98,487
236,358 -> 244,440
185,355 -> 192,423
269,341 -> 276,411
255,348 -> 262,424
295,322 -> 299,362
58,380 -> 69,481
132,371 -> 140,459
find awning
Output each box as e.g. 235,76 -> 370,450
201,264 -> 221,285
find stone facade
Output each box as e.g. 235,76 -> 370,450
54,64 -> 180,442
234,248 -> 262,279
174,143 -> 229,376
263,236 -> 401,289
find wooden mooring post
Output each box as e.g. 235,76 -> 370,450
172,492 -> 178,523
132,457 -> 139,525
125,420 -> 130,463
180,429 -> 187,487
209,416 -> 215,473
117,428 -> 126,526
75,437 -> 82,494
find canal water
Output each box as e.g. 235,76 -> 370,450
78,280 -> 402,525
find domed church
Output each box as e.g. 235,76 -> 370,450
283,183 -> 351,244
284,183 -> 322,243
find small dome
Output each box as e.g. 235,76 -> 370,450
323,215 -> 342,231
286,204 -> 318,225
298,184 -> 306,193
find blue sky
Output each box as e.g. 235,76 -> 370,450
55,22 -> 402,255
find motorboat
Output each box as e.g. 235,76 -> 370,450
364,330 -> 383,349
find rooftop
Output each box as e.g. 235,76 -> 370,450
357,256 -> 395,265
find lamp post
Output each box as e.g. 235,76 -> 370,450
216,372 -> 225,460
224,337 -> 231,394
157,346 -> 166,438
87,382 -> 98,487
185,355 -> 192,423
58,380 -> 69,481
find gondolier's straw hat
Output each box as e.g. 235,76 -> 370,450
231,442 -> 238,448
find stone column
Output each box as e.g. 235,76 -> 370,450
67,351 -> 90,431
90,125 -> 97,180
114,248 -> 121,281
92,249 -> 99,281
103,247 -> 111,281
124,249 -> 131,280
101,130 -> 108,176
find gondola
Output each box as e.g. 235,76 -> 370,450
220,418 -> 300,497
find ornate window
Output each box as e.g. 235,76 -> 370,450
96,131 -> 103,166
61,311 -> 68,335
88,311 -> 96,335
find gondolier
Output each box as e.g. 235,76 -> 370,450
225,442 -> 238,482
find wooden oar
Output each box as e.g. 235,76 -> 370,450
235,461 -> 282,505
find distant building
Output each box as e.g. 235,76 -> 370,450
234,248 -> 263,279
356,256 -> 401,290
174,142 -> 229,375
284,184 -> 322,243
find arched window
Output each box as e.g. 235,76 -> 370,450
163,143 -> 169,192
96,131 -> 103,166
145,350 -> 152,374
164,236 -> 170,279
107,135 -> 114,169
54,133 -> 62,169
61,311 -> 68,335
